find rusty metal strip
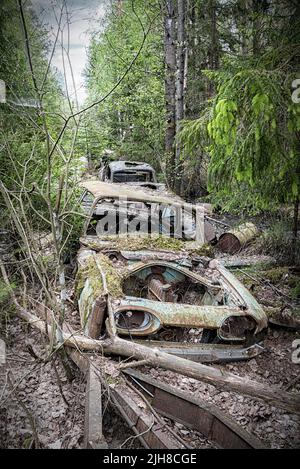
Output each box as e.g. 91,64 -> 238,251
84,365 -> 108,449
124,369 -> 267,449
212,261 -> 268,331
133,340 -> 265,363
110,383 -> 185,449
68,351 -> 108,449
68,349 -> 184,449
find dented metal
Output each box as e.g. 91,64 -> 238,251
132,341 -> 265,363
124,369 -> 268,449
112,260 -> 267,340
76,249 -> 268,346
114,299 -> 249,336
76,181 -> 268,353
80,181 -> 216,244
99,160 -> 159,185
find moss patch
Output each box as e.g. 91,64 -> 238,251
89,234 -> 186,252
83,234 -> 216,258
106,375 -> 122,385
75,253 -> 123,299
264,306 -> 281,318
0,280 -> 15,304
291,281 -> 300,299
190,243 -> 215,258
260,267 -> 289,284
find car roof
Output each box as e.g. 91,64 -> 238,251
108,161 -> 155,172
81,180 -> 197,210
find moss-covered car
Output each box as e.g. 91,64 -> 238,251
75,181 -> 268,352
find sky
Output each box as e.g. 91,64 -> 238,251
31,0 -> 107,105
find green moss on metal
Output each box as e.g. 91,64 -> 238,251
75,253 -> 123,299
98,234 -> 185,252
190,243 -> 215,257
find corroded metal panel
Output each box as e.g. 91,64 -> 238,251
115,297 -> 244,334
124,369 -> 267,449
132,341 -> 265,363
211,260 -> 268,331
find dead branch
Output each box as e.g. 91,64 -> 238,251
93,254 -> 117,336
118,359 -> 150,370
7,296 -> 300,416
51,359 -> 70,407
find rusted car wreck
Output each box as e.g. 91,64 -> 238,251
6,177 -> 298,449
98,159 -> 164,190
76,181 -> 268,361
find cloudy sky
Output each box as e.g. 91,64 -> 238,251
32,0 -> 107,105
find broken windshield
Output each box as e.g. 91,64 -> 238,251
112,170 -> 155,183
85,198 -> 199,240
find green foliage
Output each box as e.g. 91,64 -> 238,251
178,1 -> 300,211
0,0 -> 67,227
85,0 -> 164,169
180,46 -> 300,213
256,221 -> 300,265
207,62 -> 300,211
0,280 -> 15,305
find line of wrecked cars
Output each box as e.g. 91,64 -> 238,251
75,161 -> 268,363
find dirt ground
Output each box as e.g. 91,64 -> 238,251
145,328 -> 300,449
1,317 -> 299,449
0,252 -> 299,449
0,317 -> 141,449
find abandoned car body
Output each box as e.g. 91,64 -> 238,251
80,180 -> 216,243
98,160 -> 164,190
76,181 -> 267,352
75,181 -> 268,355
115,259 -> 267,341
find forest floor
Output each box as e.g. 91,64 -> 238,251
0,245 -> 300,449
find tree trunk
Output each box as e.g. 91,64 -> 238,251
293,196 -> 299,241
9,299 -> 300,416
116,0 -> 123,16
252,0 -> 262,56
207,0 -> 219,97
240,0 -> 251,56
164,0 -> 176,189
174,0 -> 186,194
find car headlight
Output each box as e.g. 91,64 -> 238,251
114,309 -> 160,335
218,316 -> 256,342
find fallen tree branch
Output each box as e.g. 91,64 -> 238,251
8,298 -> 300,415
118,359 -> 150,370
